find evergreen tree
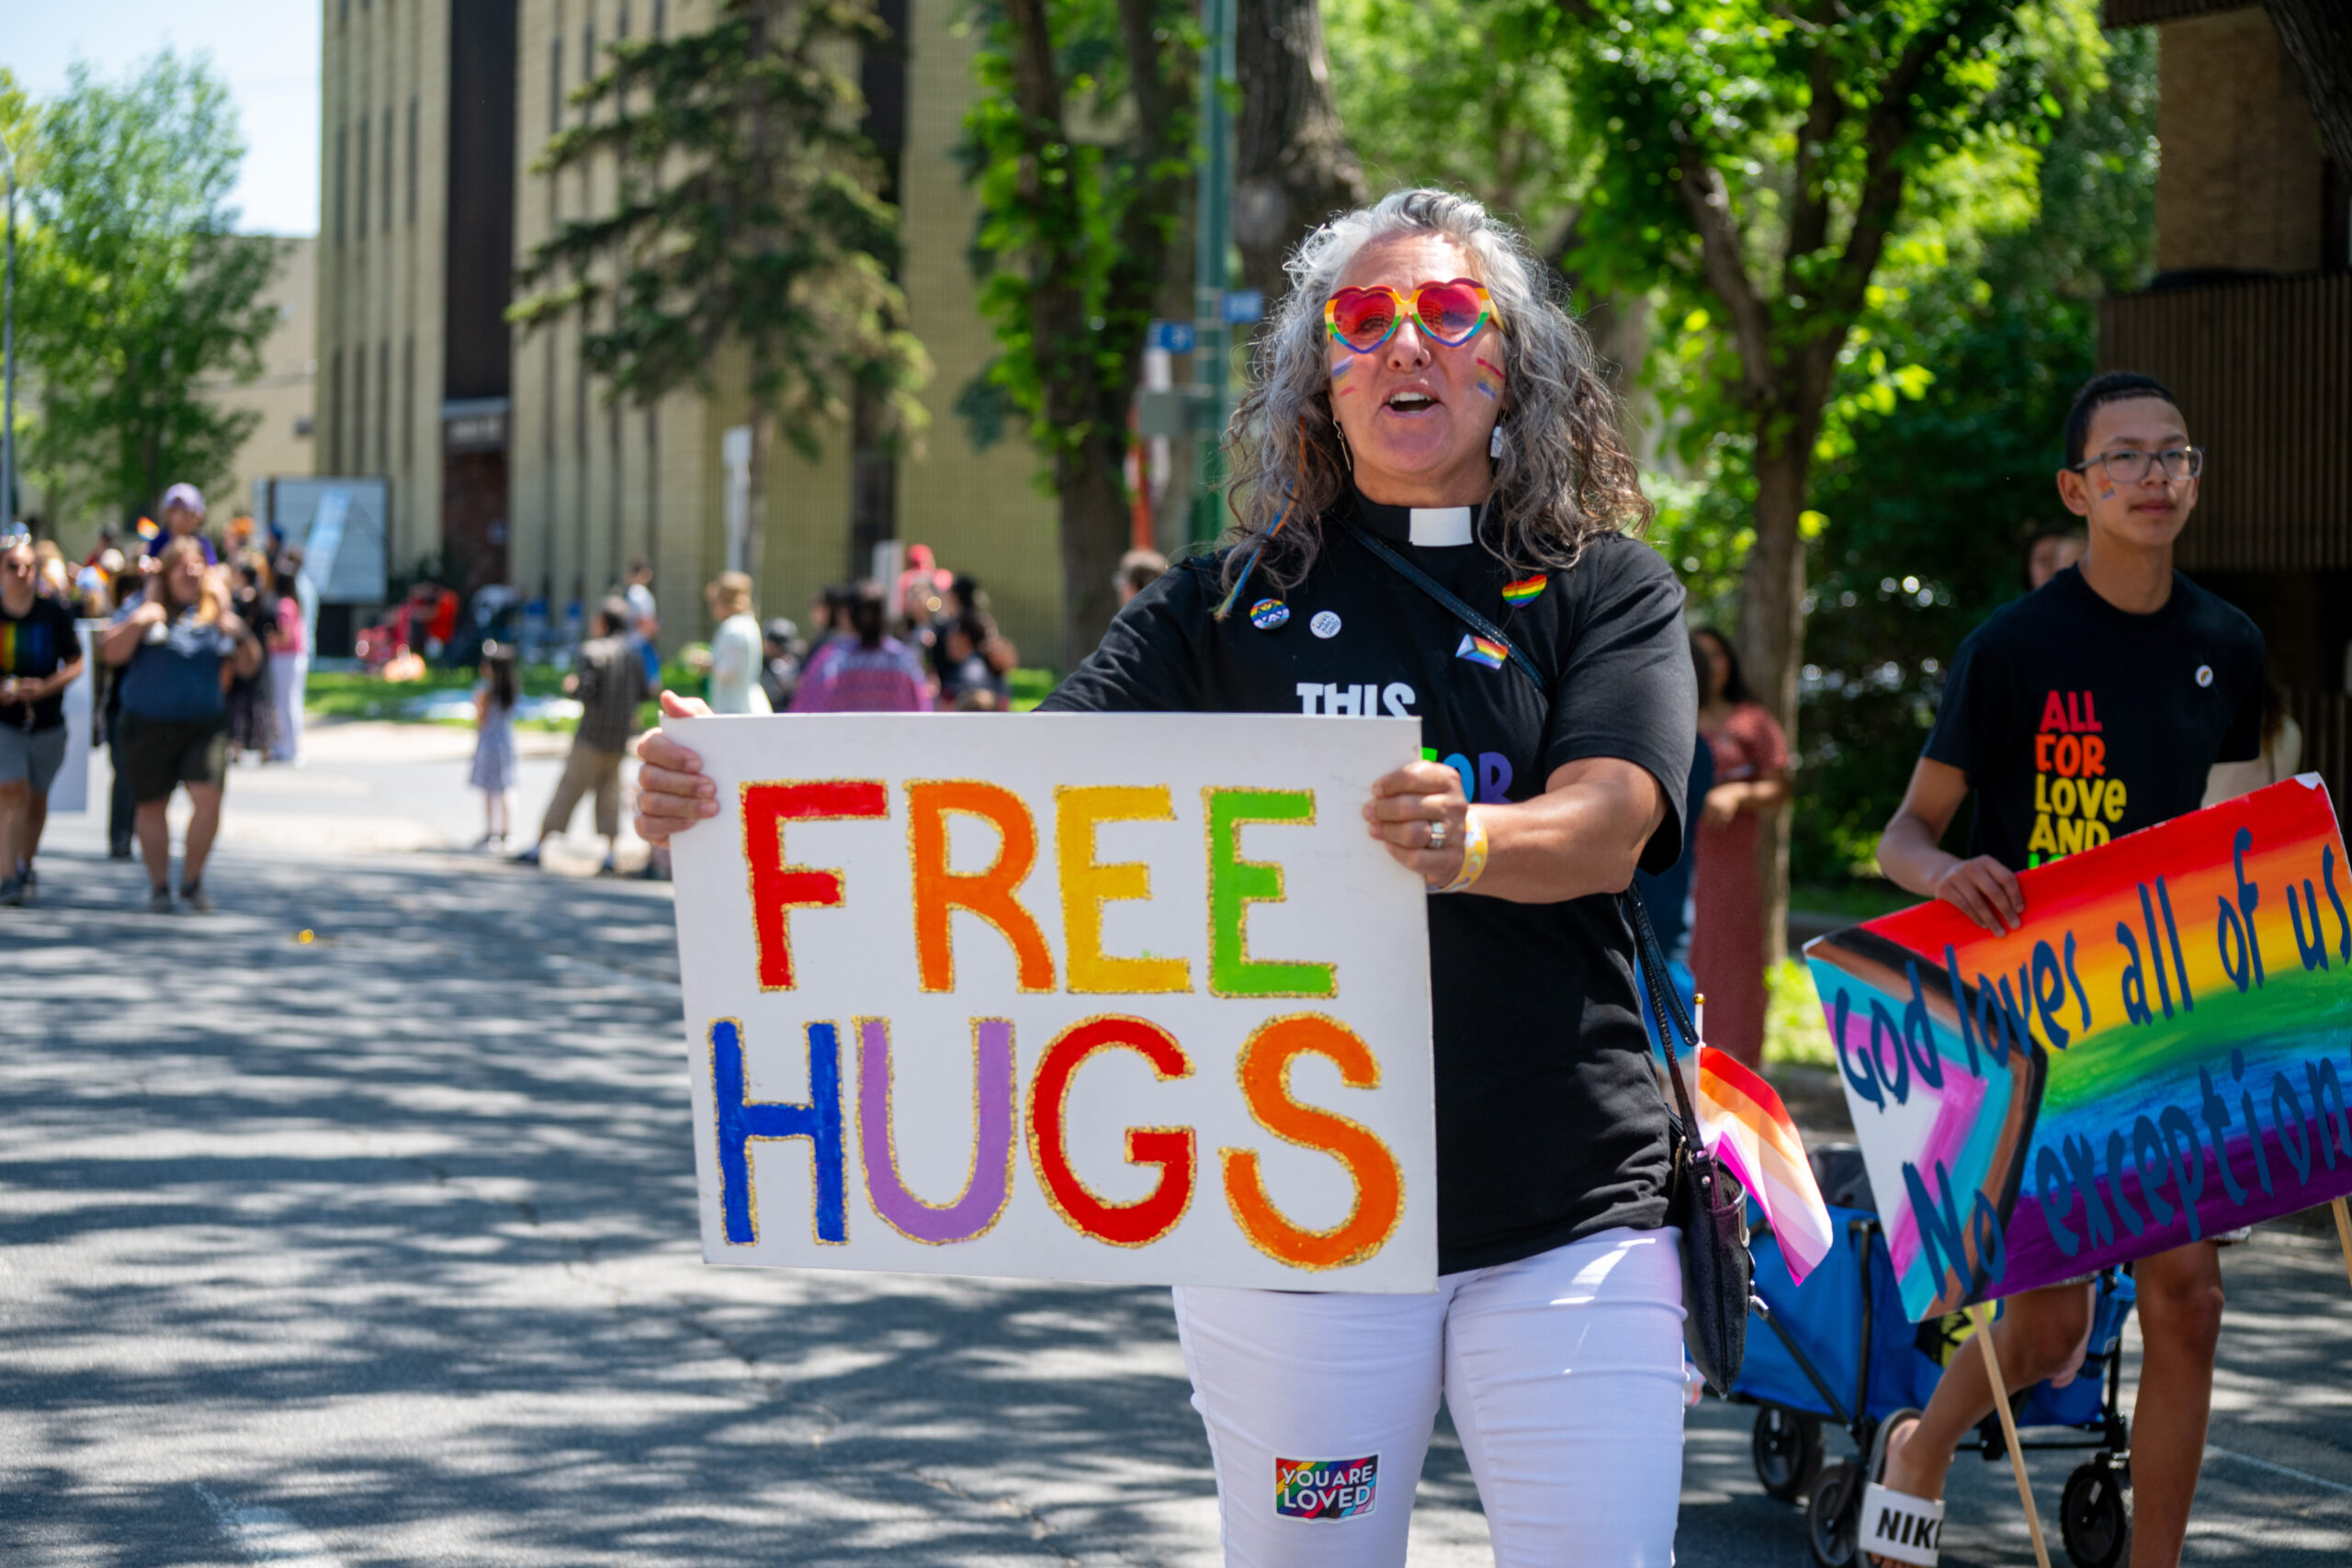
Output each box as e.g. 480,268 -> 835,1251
513,0 -> 930,584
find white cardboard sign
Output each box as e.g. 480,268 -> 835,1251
666,712 -> 1438,1292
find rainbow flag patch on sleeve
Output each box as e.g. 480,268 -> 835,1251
1501,573 -> 1547,604
1275,1455 -> 1379,1520
1454,633 -> 1508,670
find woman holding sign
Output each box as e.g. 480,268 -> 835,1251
637,188 -> 1698,1565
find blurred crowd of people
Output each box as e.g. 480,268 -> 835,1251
0,483 -> 306,914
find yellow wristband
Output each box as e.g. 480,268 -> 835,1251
1435,807 -> 1489,894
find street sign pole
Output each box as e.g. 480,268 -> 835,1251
1189,0 -> 1234,547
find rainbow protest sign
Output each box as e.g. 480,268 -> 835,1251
1805,776 -> 2352,1322
665,713 -> 1439,1292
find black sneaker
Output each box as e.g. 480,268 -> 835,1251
109,840 -> 134,861
511,844 -> 542,866
180,882 -> 214,915
0,877 -> 22,908
148,886 -> 175,915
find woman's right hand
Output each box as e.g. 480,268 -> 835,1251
634,691 -> 718,845
1931,853 -> 2024,935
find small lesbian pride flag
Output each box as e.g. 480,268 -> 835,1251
1501,573 -> 1547,605
1453,632 -> 1508,669
1694,1044 -> 1833,1284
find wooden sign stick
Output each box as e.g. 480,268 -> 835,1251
1967,1301 -> 2054,1568
2331,1199 -> 2352,1292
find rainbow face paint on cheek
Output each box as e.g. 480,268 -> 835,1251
1330,356 -> 1358,397
1473,355 -> 1504,401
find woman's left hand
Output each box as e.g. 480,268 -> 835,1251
1363,761 -> 1469,889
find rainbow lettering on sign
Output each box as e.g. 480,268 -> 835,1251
710,776 -> 1407,1268
1500,574 -> 1547,606
1454,634 -> 1507,670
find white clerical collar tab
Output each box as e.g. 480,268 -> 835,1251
1408,507 -> 1475,547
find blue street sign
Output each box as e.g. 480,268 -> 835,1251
1148,320 -> 1197,355
1223,290 -> 1265,324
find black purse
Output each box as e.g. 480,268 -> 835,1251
1335,515 -> 1755,1392
1622,886 -> 1754,1395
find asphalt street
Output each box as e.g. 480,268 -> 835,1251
7,720 -> 2352,1565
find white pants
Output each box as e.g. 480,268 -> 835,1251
269,650 -> 307,761
1173,1226 -> 1687,1568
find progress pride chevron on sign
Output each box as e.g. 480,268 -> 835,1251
1805,776 -> 2352,1322
664,713 -> 1440,1292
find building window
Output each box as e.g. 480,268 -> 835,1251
379,339 -> 392,475
401,335 -> 415,468
406,96 -> 419,225
549,37 -> 563,133
653,0 -> 666,39
381,107 -> 394,233
575,329 -> 589,459
617,4 -> 629,40
584,22 -> 597,95
328,349 -> 344,468
334,125 -> 347,244
356,117 -> 370,240
352,345 -> 368,474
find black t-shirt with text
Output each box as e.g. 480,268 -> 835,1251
1043,493 -> 1696,1273
1924,566 -> 2264,873
2,593 -> 81,733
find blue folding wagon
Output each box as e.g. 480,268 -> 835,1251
1729,1145 -> 2137,1568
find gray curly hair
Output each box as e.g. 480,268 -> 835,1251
1218,188 -> 1649,603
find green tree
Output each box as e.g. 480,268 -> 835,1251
1326,0 -> 1585,245
18,52 -> 280,521
512,0 -> 930,585
958,0 -> 1196,668
1539,0 -> 2084,952
1795,21 -> 2156,885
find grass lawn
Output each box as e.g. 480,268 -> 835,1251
309,663 -> 1066,728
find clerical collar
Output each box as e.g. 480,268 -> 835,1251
1351,489 -> 1478,547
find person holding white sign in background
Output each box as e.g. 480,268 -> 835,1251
637,189 -> 1699,1567
1870,373 -> 2264,1568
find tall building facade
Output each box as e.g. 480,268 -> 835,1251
202,235 -> 320,518
2098,0 -> 2352,802
319,0 -> 1061,657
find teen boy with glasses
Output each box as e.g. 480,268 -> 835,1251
1863,372 -> 2263,1568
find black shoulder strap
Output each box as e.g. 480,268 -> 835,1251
1337,517 -> 1549,700
1621,885 -> 1707,1146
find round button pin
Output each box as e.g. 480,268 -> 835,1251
2197,665 -> 2213,688
1249,598 -> 1290,631
1310,611 -> 1342,639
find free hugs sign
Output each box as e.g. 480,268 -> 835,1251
664,713 -> 1439,1292
1807,776 -> 2352,1322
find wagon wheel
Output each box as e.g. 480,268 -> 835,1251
1807,1458 -> 1864,1567
1754,1406 -> 1826,1503
2060,1461 -> 2132,1568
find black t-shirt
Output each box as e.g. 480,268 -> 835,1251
2,593 -> 81,733
1924,566 -> 2265,873
1043,492 -> 1696,1273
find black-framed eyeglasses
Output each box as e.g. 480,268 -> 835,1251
2070,446 -> 2203,484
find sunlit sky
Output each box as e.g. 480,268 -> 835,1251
6,1 -> 322,235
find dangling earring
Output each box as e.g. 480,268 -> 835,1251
1489,423 -> 1506,460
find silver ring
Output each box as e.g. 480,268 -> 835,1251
1427,819 -> 1448,852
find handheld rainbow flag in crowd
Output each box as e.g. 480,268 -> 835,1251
1454,633 -> 1508,670
135,516 -> 160,542
1690,1043 -> 1834,1283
